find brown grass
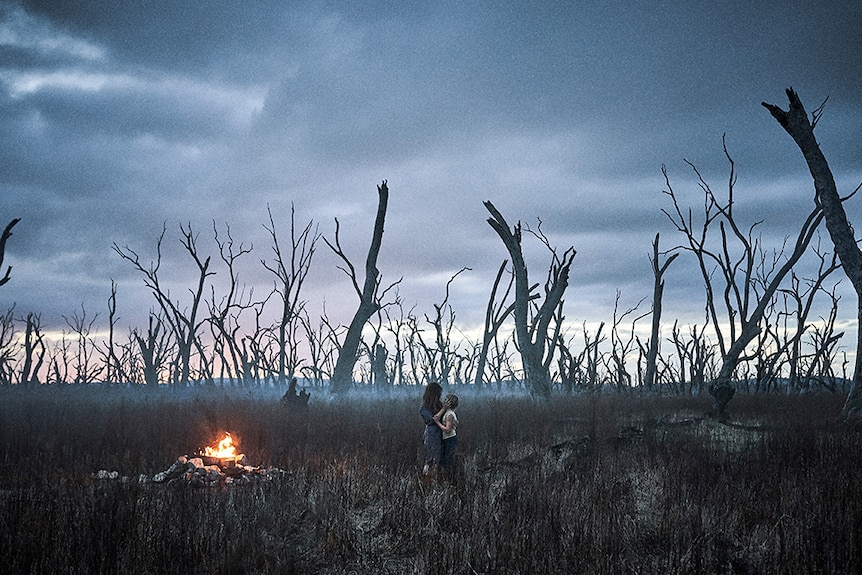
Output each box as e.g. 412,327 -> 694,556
0,385 -> 860,574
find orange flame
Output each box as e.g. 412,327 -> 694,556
204,433 -> 237,459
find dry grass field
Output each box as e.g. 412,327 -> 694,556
1,385 -> 860,574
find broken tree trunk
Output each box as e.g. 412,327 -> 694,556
763,88 -> 862,419
329,181 -> 390,393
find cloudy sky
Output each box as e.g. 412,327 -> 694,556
1,0 -> 861,350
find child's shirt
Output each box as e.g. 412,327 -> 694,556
442,409 -> 458,439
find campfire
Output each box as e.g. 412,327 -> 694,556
94,432 -> 284,487
201,432 -> 241,468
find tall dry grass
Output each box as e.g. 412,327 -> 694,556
0,385 -> 860,574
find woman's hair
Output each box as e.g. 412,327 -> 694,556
445,393 -> 459,409
422,381 -> 443,411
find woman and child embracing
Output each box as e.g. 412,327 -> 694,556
419,381 -> 459,486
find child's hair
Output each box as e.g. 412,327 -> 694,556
444,393 -> 459,409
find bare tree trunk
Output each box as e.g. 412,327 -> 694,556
645,233 -> 678,389
763,88 -> 862,418
135,312 -> 170,387
19,312 -> 45,385
484,201 -> 575,398
102,281 -> 125,383
327,181 -> 393,393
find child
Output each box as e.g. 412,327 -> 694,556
433,393 -> 459,481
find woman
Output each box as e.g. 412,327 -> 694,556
419,381 -> 443,485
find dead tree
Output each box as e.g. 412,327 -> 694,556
46,332 -> 71,384
607,292 -> 648,390
135,311 -> 172,387
424,267 -> 470,385
261,204 -> 319,385
762,88 -> 862,418
411,314 -> 439,382
357,305 -> 390,387
474,260 -> 516,387
484,201 -> 576,398
325,181 -> 399,393
18,312 -> 45,385
643,233 -> 678,389
206,222 -> 257,385
299,306 -> 341,387
114,223 -> 214,386
0,218 -> 19,287
63,304 -> 103,384
662,141 -> 824,416
382,299 -> 412,386
100,280 -> 126,384
555,321 -> 606,391
758,241 -> 841,390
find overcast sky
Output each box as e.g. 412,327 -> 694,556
2,1 -> 861,350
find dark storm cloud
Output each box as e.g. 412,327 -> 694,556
1,0 -> 860,337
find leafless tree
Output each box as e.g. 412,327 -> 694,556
18,312 -> 45,385
489,333 -> 516,391
763,88 -> 862,418
63,304 -> 104,384
801,293 -> 844,390
668,323 -> 717,395
114,223 -> 215,386
606,291 -> 648,390
46,331 -> 71,385
115,328 -> 143,385
0,218 -> 19,287
485,201 -> 576,397
556,321 -> 607,391
206,222 -> 257,385
360,308 -> 391,388
409,312 -> 438,382
237,296 -> 276,385
299,306 -> 341,387
381,298 -> 413,386
474,260 -> 516,387
261,204 -> 320,385
643,233 -> 678,389
325,181 -> 400,393
424,267 -> 470,385
662,140 -> 824,415
135,311 -> 172,387
755,240 -> 841,390
99,280 -> 126,383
